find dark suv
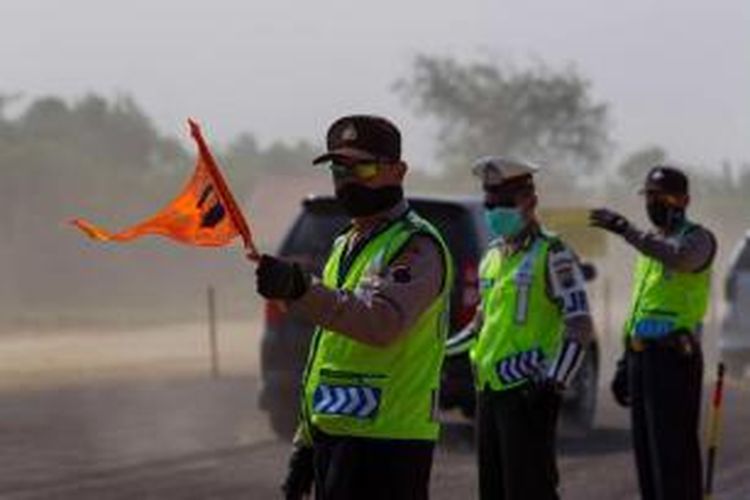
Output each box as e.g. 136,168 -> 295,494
259,195 -> 600,439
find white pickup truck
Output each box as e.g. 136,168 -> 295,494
720,231 -> 750,378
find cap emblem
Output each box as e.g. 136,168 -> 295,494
340,123 -> 357,142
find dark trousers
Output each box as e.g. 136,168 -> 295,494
476,386 -> 560,500
630,343 -> 703,500
312,430 -> 434,500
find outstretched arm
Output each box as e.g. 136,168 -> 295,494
589,208 -> 716,272
621,225 -> 716,272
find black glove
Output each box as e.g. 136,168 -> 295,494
256,254 -> 309,300
526,377 -> 563,426
282,445 -> 314,500
528,374 -> 562,394
589,208 -> 631,235
611,353 -> 631,407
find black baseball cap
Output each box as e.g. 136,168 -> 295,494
312,115 -> 401,165
640,165 -> 689,195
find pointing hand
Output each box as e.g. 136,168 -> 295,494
589,208 -> 631,235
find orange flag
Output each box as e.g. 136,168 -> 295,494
71,119 -> 260,260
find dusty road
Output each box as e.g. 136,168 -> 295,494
1,325 -> 749,499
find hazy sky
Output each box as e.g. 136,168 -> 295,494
3,0 -> 748,171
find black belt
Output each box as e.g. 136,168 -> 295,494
629,330 -> 698,355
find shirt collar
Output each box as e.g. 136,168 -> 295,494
347,199 -> 410,251
499,221 -> 541,256
351,198 -> 409,234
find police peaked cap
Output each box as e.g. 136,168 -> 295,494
472,156 -> 538,191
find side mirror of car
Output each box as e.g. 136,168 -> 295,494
580,262 -> 597,282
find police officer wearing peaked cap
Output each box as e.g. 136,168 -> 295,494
254,114 -> 454,500
590,165 -> 717,500
446,156 -> 594,500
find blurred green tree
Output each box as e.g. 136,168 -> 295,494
615,145 -> 668,186
222,133 -> 317,199
395,55 -> 612,188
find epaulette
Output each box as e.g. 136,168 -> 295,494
682,221 -> 704,236
540,229 -> 565,253
332,224 -> 353,248
403,210 -> 428,231
334,222 -> 354,239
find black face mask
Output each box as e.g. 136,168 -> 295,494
647,200 -> 684,229
334,184 -> 403,217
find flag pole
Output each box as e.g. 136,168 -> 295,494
188,119 -> 260,261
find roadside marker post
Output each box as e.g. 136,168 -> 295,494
704,362 -> 725,500
208,285 -> 220,379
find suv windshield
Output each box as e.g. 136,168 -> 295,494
413,202 -> 485,260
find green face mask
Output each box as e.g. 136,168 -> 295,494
484,206 -> 524,239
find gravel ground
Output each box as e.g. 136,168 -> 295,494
1,326 -> 748,499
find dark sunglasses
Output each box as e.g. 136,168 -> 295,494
643,190 -> 685,206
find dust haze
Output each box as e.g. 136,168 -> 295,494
1,1 -> 749,498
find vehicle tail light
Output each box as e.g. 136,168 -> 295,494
265,300 -> 287,329
455,259 -> 480,330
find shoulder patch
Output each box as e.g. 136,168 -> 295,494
558,267 -> 577,289
391,265 -> 412,283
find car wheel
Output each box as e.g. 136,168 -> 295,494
262,383 -> 299,441
268,404 -> 298,441
561,348 -> 598,434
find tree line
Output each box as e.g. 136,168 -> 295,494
1,55 -> 747,328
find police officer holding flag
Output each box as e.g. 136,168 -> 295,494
255,115 -> 453,500
447,157 -> 593,500
590,165 -> 716,500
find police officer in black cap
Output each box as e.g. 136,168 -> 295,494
254,115 -> 452,500
590,166 -> 717,500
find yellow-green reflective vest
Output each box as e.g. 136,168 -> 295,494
470,234 -> 563,392
625,223 -> 712,339
303,211 -> 453,440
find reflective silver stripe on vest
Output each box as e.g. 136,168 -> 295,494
312,384 -> 381,419
496,348 -> 546,385
514,239 -> 543,324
